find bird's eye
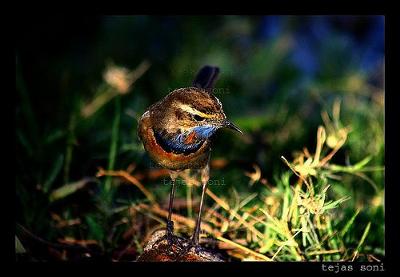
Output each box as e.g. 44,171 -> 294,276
193,114 -> 205,121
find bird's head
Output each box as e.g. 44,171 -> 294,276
150,87 -> 242,139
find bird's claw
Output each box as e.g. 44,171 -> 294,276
174,238 -> 201,260
153,221 -> 178,247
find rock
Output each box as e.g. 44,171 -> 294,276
136,230 -> 225,262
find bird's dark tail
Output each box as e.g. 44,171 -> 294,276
192,65 -> 220,93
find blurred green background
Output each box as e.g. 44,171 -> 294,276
16,16 -> 384,261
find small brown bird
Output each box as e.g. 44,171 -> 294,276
138,66 -> 242,250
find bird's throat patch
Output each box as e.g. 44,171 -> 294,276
184,131 -> 198,144
153,128 -> 205,155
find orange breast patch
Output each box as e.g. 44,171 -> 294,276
184,131 -> 197,145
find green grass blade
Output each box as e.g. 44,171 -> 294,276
340,208 -> 361,237
64,112 -> 77,184
352,222 -> 371,261
322,196 -> 350,212
15,236 -> 26,254
43,154 -> 64,193
104,96 -> 121,193
17,129 -> 33,157
49,178 -> 94,202
86,215 -> 105,243
16,59 -> 39,146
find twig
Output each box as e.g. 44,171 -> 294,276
216,236 -> 272,261
96,168 -> 156,203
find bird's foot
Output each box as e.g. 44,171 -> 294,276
174,238 -> 202,260
165,220 -> 175,245
153,221 -> 179,247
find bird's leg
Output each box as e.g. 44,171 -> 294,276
176,165 -> 210,259
166,174 -> 177,240
191,168 -> 209,246
153,171 -> 180,248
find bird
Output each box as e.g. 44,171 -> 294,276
138,65 -> 242,251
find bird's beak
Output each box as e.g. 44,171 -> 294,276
224,120 -> 243,134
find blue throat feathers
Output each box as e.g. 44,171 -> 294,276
191,125 -> 218,139
154,125 -> 218,155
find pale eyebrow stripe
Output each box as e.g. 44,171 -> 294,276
175,103 -> 214,118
